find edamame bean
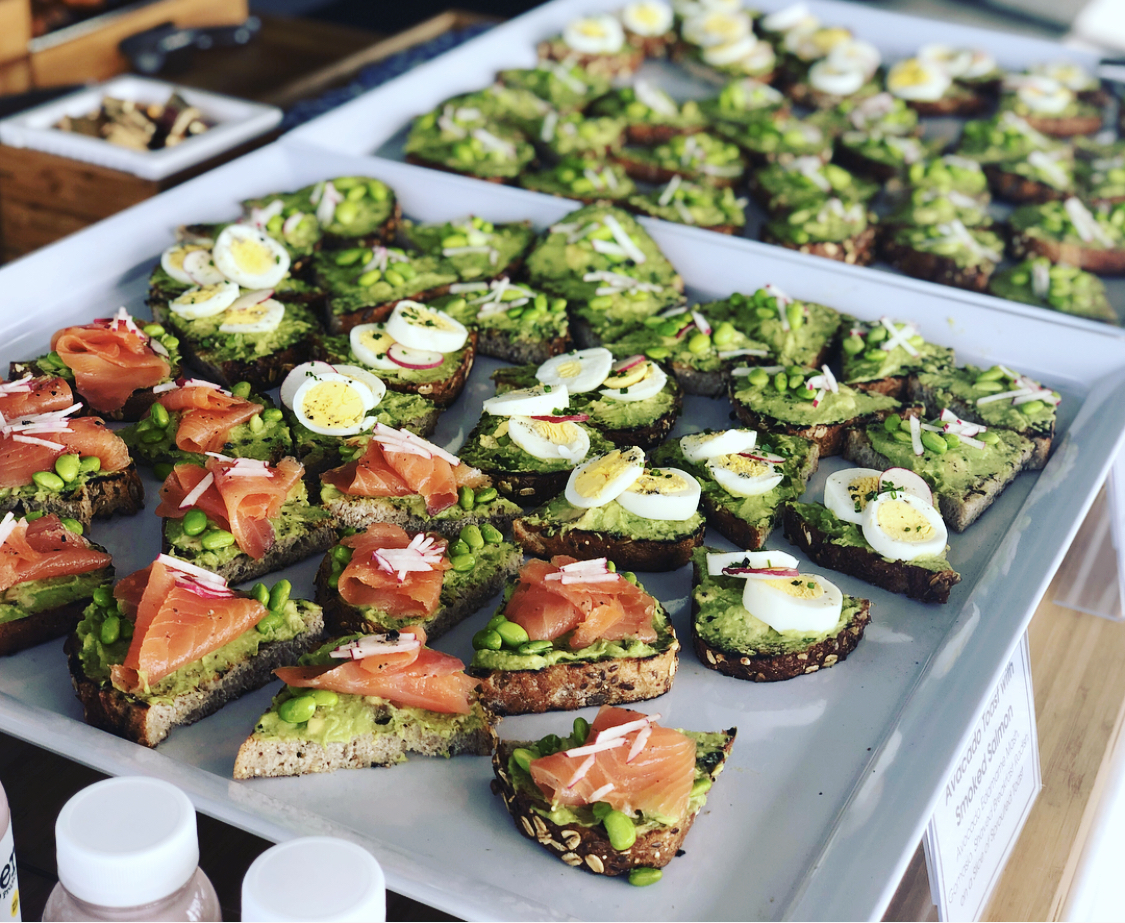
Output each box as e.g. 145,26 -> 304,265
231,381 -> 253,398
451,554 -> 476,572
161,335 -> 179,351
573,716 -> 590,743
278,695 -> 317,725
153,462 -> 174,482
481,523 -> 504,544
899,418 -> 915,433
472,629 -> 503,651
688,333 -> 711,354
328,573 -> 339,589
311,690 -> 339,707
93,585 -> 114,609
54,454 -> 80,483
1020,399 -> 1045,414
256,611 -> 285,634
269,580 -> 292,612
893,430 -> 914,444
358,269 -> 382,287
459,486 -> 475,510
591,801 -> 613,821
385,269 -> 405,287
773,372 -> 788,393
712,322 -> 736,346
33,471 -> 65,491
120,618 -> 133,640
475,486 -> 498,506
249,414 -> 264,434
515,640 -> 551,655
645,347 -> 670,360
332,544 -> 352,565
976,366 -> 1006,382
944,432 -> 962,449
150,403 -> 170,429
262,408 -> 284,423
60,518 -> 83,534
603,811 -> 637,851
486,613 -> 507,630
182,509 -> 209,536
973,379 -> 1004,392
143,323 -> 165,337
496,620 -> 529,648
920,431 -> 948,454
79,456 -> 102,474
23,511 -> 44,521
979,430 -> 1000,444
629,868 -> 662,887
449,540 -> 471,557
252,583 -> 270,606
460,524 -> 484,550
512,747 -> 538,772
99,615 -> 121,645
842,335 -> 865,355
884,414 -> 902,434
691,777 -> 713,797
624,572 -> 638,585
201,529 -> 236,550
786,302 -> 804,330
335,248 -> 366,266
141,427 -> 166,444
334,201 -> 359,225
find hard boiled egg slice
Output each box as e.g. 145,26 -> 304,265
622,0 -> 673,36
707,453 -> 783,497
703,35 -> 773,69
565,446 -> 645,507
681,429 -> 757,463
563,15 -> 625,54
887,58 -> 951,102
350,323 -> 400,371
917,43 -> 973,78
1031,61 -> 1096,92
510,415 -> 591,464
826,39 -> 880,78
1014,76 -> 1071,115
281,361 -> 387,411
483,385 -> 570,417
536,348 -> 614,394
181,249 -> 226,286
385,300 -> 468,354
787,25 -> 850,61
742,573 -> 843,633
808,59 -> 866,96
169,281 -> 240,320
617,466 -> 701,520
862,491 -> 947,562
292,372 -> 378,437
212,224 -> 291,290
161,243 -> 211,285
219,298 -> 286,334
761,3 -> 815,33
823,467 -> 883,525
683,10 -> 751,47
599,359 -> 667,402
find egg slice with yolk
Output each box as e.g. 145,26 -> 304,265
565,446 -> 645,507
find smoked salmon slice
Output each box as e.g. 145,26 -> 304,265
0,512 -> 111,592
156,455 -> 304,560
505,557 -> 657,649
322,424 -> 488,515
111,556 -> 267,693
529,706 -> 697,820
276,627 -> 478,715
51,309 -> 170,413
336,523 -> 450,617
156,381 -> 263,455
0,410 -> 131,489
0,376 -> 74,418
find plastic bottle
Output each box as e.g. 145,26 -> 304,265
241,836 -> 385,922
42,777 -> 221,922
0,780 -> 20,922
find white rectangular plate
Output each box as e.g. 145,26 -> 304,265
1,143 -> 1124,922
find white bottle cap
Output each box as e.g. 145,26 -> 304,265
241,837 -> 385,922
55,776 -> 199,908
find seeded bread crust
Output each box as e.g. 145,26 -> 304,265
7,362 -> 181,423
982,165 -> 1068,204
1008,232 -> 1125,276
879,236 -> 996,292
536,39 -> 645,80
612,152 -> 740,189
626,31 -> 675,58
623,122 -> 705,146
65,604 -> 326,748
846,376 -> 908,399
313,542 -> 522,641
472,469 -> 571,507
475,328 -> 573,366
161,518 -> 339,585
782,504 -> 961,603
761,224 -> 877,266
1022,112 -> 1104,138
907,91 -> 990,118
320,334 -> 477,407
490,732 -> 735,875
469,638 -> 679,715
512,517 -> 705,571
233,702 -> 498,778
842,429 -> 1033,531
0,599 -> 91,657
905,374 -> 1053,470
691,558 -> 871,681
320,493 -> 519,539
0,466 -> 145,528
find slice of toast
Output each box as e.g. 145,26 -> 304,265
982,164 -> 1069,204
319,482 -> 522,539
691,548 -> 871,682
314,536 -> 522,641
0,561 -> 114,657
66,596 -> 326,748
491,726 -> 735,877
0,465 -> 145,528
783,502 -> 961,603
879,235 -> 997,292
1008,229 -> 1125,275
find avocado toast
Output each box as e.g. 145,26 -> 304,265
838,318 -> 955,398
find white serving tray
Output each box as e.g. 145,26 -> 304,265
0,75 -> 282,181
281,0 -> 1125,333
1,142 -> 1124,922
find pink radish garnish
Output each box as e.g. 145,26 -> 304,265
388,343 -> 444,369
613,354 -> 646,372
529,414 -> 590,423
227,289 -> 274,312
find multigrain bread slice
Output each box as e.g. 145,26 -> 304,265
0,465 -> 145,529
0,599 -> 90,657
690,549 -> 871,682
982,164 -> 1069,204
1008,231 -> 1125,275
66,599 -> 325,748
490,728 -> 736,877
476,327 -> 573,366
319,486 -> 522,539
879,236 -> 997,293
782,503 -> 961,603
843,427 -> 1033,532
233,700 -> 498,778
761,224 -> 878,265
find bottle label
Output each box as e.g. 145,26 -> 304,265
0,822 -> 18,922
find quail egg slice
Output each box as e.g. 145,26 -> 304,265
350,323 -> 401,371
707,453 -> 783,497
599,360 -> 667,402
683,10 -> 751,47
823,467 -> 883,524
616,466 -> 701,520
510,415 -> 591,464
211,224 -> 291,290
219,297 -> 286,334
862,491 -> 948,561
742,572 -> 843,633
292,372 -> 379,437
563,15 -> 625,54
281,361 -> 387,412
385,300 -> 468,354
681,429 -> 758,463
169,281 -> 241,320
808,59 -> 867,97
161,243 -> 212,285
565,446 -> 646,507
622,0 -> 673,36
483,385 -> 570,416
887,58 -> 952,102
537,348 -> 614,394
